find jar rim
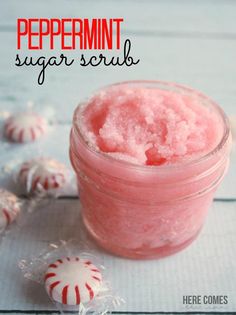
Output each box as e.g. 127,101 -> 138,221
73,80 -> 230,172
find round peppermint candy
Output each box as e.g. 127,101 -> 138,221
18,158 -> 67,193
44,257 -> 102,305
4,112 -> 47,143
0,189 -> 20,233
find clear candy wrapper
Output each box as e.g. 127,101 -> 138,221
0,188 -> 23,236
19,240 -> 124,315
4,111 -> 48,143
0,156 -> 77,241
16,157 -> 77,197
0,156 -> 77,199
0,104 -> 77,198
0,102 -> 53,145
0,189 -> 45,241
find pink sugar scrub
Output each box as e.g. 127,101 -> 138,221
79,85 -> 223,166
70,81 -> 231,259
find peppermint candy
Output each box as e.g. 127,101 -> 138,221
44,257 -> 102,305
0,189 -> 20,233
18,158 -> 68,193
4,112 -> 47,143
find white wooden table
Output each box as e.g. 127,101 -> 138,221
0,1 -> 236,314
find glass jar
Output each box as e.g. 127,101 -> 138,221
69,81 -> 231,259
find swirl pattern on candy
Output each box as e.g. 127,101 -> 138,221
4,112 -> 47,143
18,158 -> 68,193
0,189 -> 21,233
44,257 -> 102,305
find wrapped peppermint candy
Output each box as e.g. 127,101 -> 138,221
18,158 -> 69,195
0,189 -> 21,234
19,241 -> 124,314
4,111 -> 47,143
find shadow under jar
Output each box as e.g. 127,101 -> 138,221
70,81 -> 231,259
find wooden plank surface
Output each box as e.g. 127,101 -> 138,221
1,0 -> 236,35
0,200 -> 236,313
0,124 -> 235,198
0,0 -> 236,314
1,31 -> 236,121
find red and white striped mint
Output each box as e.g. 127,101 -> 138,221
18,158 -> 68,193
4,112 -> 47,143
44,257 -> 102,305
0,189 -> 20,233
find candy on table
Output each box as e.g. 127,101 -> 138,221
4,111 -> 47,143
18,158 -> 68,193
44,257 -> 102,305
0,189 -> 21,233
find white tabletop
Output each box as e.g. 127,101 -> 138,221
0,1 -> 236,314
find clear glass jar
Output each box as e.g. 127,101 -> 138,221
69,81 -> 231,259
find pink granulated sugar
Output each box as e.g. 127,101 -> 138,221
79,85 -> 222,166
71,82 -> 230,259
